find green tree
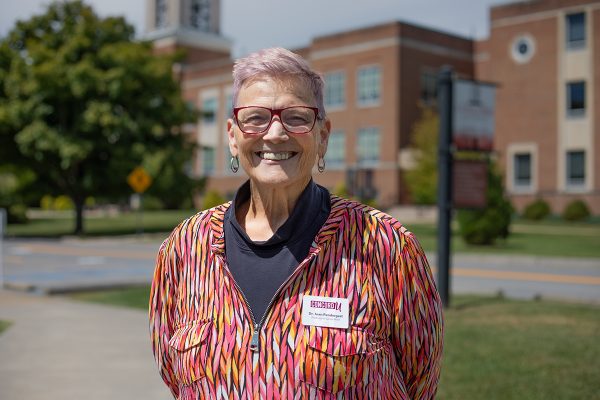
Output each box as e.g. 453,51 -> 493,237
404,108 -> 439,204
0,1 -> 195,233
457,160 -> 513,245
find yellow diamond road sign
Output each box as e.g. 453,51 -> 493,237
127,167 -> 152,193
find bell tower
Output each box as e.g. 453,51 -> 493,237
144,0 -> 231,64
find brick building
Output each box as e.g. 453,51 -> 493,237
476,0 -> 600,214
145,0 -> 599,214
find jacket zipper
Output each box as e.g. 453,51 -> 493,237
218,248 -> 320,353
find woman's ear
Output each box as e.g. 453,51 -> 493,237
318,118 -> 331,157
227,118 -> 238,157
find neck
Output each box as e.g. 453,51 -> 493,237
237,178 -> 311,241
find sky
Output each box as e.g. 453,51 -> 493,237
0,0 -> 515,57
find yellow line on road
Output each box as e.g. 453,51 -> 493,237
13,244 -> 600,286
431,266 -> 600,286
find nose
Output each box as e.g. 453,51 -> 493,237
262,117 -> 289,143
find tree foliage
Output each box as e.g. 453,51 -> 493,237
0,1 -> 197,233
457,160 -> 513,245
404,107 -> 438,205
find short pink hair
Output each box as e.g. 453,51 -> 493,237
232,47 -> 326,119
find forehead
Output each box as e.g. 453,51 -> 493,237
238,76 -> 315,105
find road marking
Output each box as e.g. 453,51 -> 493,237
12,244 -> 600,286
431,266 -> 600,286
453,267 -> 600,285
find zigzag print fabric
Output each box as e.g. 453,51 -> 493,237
150,196 -> 443,399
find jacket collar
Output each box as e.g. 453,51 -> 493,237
210,195 -> 352,256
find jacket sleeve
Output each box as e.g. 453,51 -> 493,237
391,231 -> 444,399
149,239 -> 180,399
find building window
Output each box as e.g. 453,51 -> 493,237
566,81 -> 585,116
566,12 -> 585,49
513,153 -> 531,187
511,35 -> 536,64
566,150 -> 585,186
202,147 -> 215,175
191,0 -> 211,31
357,127 -> 380,166
155,0 -> 168,28
224,93 -> 233,120
324,71 -> 345,109
420,70 -> 437,104
357,66 -> 381,106
202,98 -> 218,124
324,130 -> 345,169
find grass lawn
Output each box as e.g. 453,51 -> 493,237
70,287 -> 600,399
408,218 -> 600,258
7,209 -> 196,237
68,285 -> 152,310
8,210 -> 600,258
0,320 -> 11,335
438,295 -> 600,400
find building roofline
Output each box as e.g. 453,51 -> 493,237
311,19 -> 473,44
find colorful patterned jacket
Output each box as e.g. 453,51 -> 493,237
149,196 -> 444,399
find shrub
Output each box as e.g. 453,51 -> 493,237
457,161 -> 513,245
202,190 -> 226,210
142,195 -> 164,211
53,195 -> 74,210
85,197 -> 96,208
522,199 -> 551,220
562,199 -> 590,222
332,182 -> 350,199
40,195 -> 54,210
7,204 -> 28,224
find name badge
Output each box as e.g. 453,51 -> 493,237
301,295 -> 349,329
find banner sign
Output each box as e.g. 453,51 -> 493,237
452,159 -> 488,209
453,79 -> 496,152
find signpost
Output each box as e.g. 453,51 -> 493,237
127,167 -> 152,234
437,68 -> 497,307
0,208 -> 6,289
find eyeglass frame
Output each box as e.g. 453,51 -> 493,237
232,105 -> 321,135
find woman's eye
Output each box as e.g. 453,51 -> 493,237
245,114 -> 268,124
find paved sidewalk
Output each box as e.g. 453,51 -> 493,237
0,289 -> 172,400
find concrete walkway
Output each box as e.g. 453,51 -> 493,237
0,289 -> 172,400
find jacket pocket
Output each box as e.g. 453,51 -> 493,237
168,320 -> 213,386
299,326 -> 383,394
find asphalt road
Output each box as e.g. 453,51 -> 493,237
1,237 -> 599,302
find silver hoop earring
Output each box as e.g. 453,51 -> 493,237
230,155 -> 239,173
317,156 -> 326,173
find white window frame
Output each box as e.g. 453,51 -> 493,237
356,127 -> 380,167
201,97 -> 218,125
566,81 -> 585,117
507,143 -> 537,194
202,146 -> 215,176
324,130 -> 345,169
566,11 -> 586,50
565,150 -> 586,190
356,65 -> 381,108
324,71 -> 346,111
513,153 -> 532,189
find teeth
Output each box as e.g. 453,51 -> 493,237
260,152 -> 293,160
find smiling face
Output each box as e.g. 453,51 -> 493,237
227,76 -> 330,193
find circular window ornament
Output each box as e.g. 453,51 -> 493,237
511,34 -> 536,64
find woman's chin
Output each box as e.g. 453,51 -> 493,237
249,169 -> 310,191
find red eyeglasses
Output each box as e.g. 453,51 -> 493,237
233,106 -> 319,134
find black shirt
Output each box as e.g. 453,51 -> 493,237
223,180 -> 331,324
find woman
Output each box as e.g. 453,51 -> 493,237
150,47 -> 443,399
